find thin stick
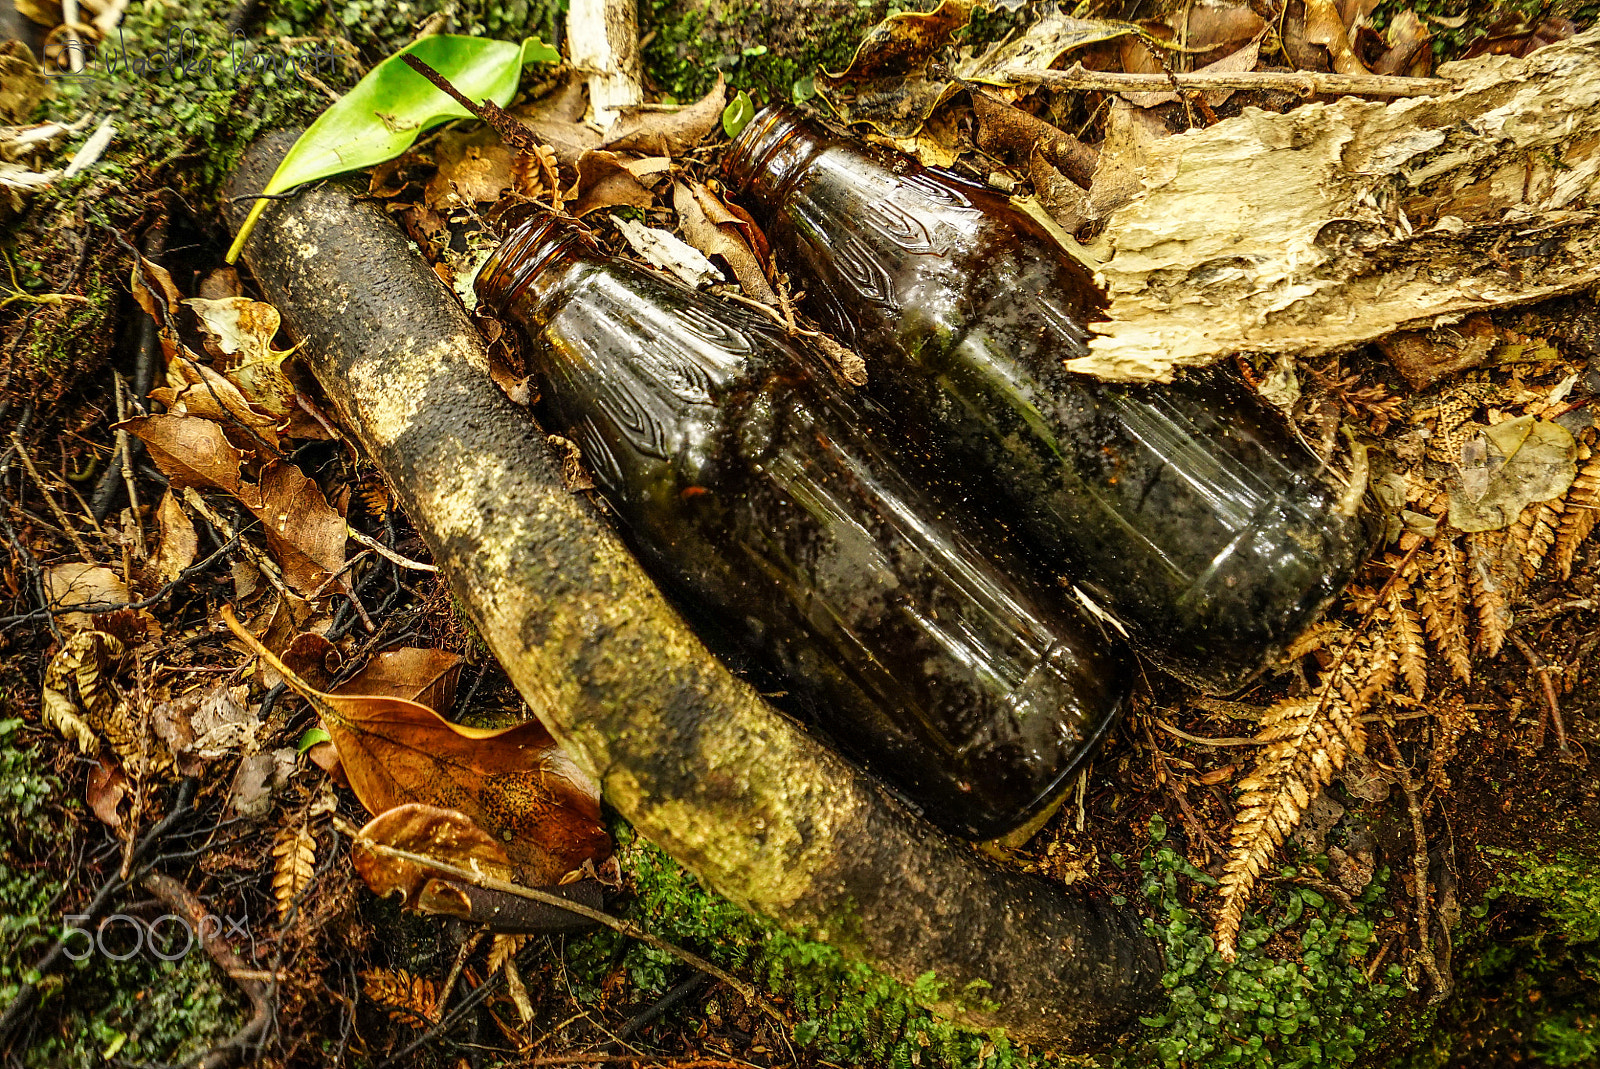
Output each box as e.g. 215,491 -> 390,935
182,488 -> 295,602
1150,717 -> 1258,748
1509,632 -> 1580,763
11,431 -> 95,561
114,372 -> 146,558
334,817 -> 783,1025
346,526 -> 437,571
996,61 -> 1452,99
1381,728 -> 1452,1004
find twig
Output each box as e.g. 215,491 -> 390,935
1509,632 -> 1582,764
334,817 -> 784,1026
114,372 -> 147,557
398,54 -> 541,153
345,526 -> 437,571
143,871 -> 274,1068
437,929 -> 486,1021
996,62 -> 1452,98
1381,729 -> 1452,1004
182,488 -> 295,602
1150,717 -> 1258,748
11,431 -> 95,561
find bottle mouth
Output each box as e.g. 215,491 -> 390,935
721,103 -> 810,197
475,213 -> 598,312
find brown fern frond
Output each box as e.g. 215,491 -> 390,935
272,825 -> 317,922
1415,538 -> 1472,684
1466,529 -> 1513,658
1521,498 -> 1566,581
1389,586 -> 1428,699
486,933 -> 527,977
1553,447 -> 1600,580
361,968 -> 438,1025
1214,630 -> 1389,959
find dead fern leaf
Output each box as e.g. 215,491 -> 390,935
1553,445 -> 1600,580
40,631 -> 123,754
1414,538 -> 1472,684
1519,497 -> 1565,581
272,825 -> 317,922
1389,586 -> 1428,700
1214,628 -> 1395,959
486,933 -> 527,978
361,968 -> 438,1025
1465,529 -> 1513,658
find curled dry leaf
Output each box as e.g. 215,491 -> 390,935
87,756 -> 131,830
153,357 -> 282,444
510,70 -> 602,167
1122,32 -> 1265,110
352,802 -> 516,904
825,0 -> 974,81
603,74 -> 726,157
40,629 -> 123,754
425,128 -> 515,208
570,149 -> 656,217
223,606 -> 611,884
971,92 -> 1097,188
1376,10 -> 1433,76
151,683 -> 259,777
1305,0 -> 1371,75
152,489 -> 198,585
247,460 -> 347,596
128,254 -> 183,362
673,181 -> 776,304
273,631 -> 341,691
1029,148 -> 1093,234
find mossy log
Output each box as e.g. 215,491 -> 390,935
224,131 -> 1163,1051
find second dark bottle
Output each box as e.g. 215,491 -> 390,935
724,107 -> 1378,694
475,214 -> 1130,840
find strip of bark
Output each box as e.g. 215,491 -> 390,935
224,131 -> 1163,1051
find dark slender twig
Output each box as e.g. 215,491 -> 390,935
611,971 -> 712,1046
1380,730 -> 1452,1005
1509,632 -> 1582,763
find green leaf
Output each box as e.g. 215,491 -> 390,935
227,34 -> 555,263
722,90 -> 756,138
298,727 -> 332,753
792,75 -> 817,103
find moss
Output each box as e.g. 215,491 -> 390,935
564,821 -> 1072,1068
1369,0 -> 1600,59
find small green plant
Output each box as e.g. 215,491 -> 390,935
1121,815 -> 1404,1069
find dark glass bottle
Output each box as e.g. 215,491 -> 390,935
475,214 -> 1130,840
723,106 -> 1377,693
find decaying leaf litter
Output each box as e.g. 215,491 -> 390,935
2,0 -> 1598,1064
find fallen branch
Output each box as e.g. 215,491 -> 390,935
996,62 -> 1450,98
226,131 -> 1162,1050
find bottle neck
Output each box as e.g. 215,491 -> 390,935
474,214 -> 600,317
721,105 -> 828,206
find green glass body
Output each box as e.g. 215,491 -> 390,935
723,106 -> 1378,693
475,215 -> 1131,840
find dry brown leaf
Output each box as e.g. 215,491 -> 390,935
1029,149 -> 1092,234
152,490 -> 198,584
604,74 -> 725,157
487,932 -> 528,976
153,353 -> 284,444
225,608 -> 611,884
570,149 -> 656,217
1375,9 -> 1433,76
86,756 -> 131,830
43,563 -> 130,629
128,254 -> 183,363
426,130 -> 515,208
824,0 -> 973,81
1304,0 -> 1371,75
197,266 -> 243,300
674,181 -> 776,304
40,629 -> 123,754
509,71 -> 603,167
1123,32 -> 1264,109
120,414 -> 246,494
151,683 -> 258,776
242,460 -> 347,596
273,631 -> 341,692
352,803 -> 516,904
332,648 -> 463,714
1089,98 -> 1169,220
272,824 -> 317,921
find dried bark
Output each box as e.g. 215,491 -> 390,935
1074,27 -> 1600,381
224,131 -> 1162,1051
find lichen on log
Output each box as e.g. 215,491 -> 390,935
1079,26 -> 1600,382
224,131 -> 1162,1051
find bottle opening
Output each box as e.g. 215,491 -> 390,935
721,104 -> 812,200
475,213 -> 597,312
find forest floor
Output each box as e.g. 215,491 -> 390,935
2,0 -> 1599,1067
